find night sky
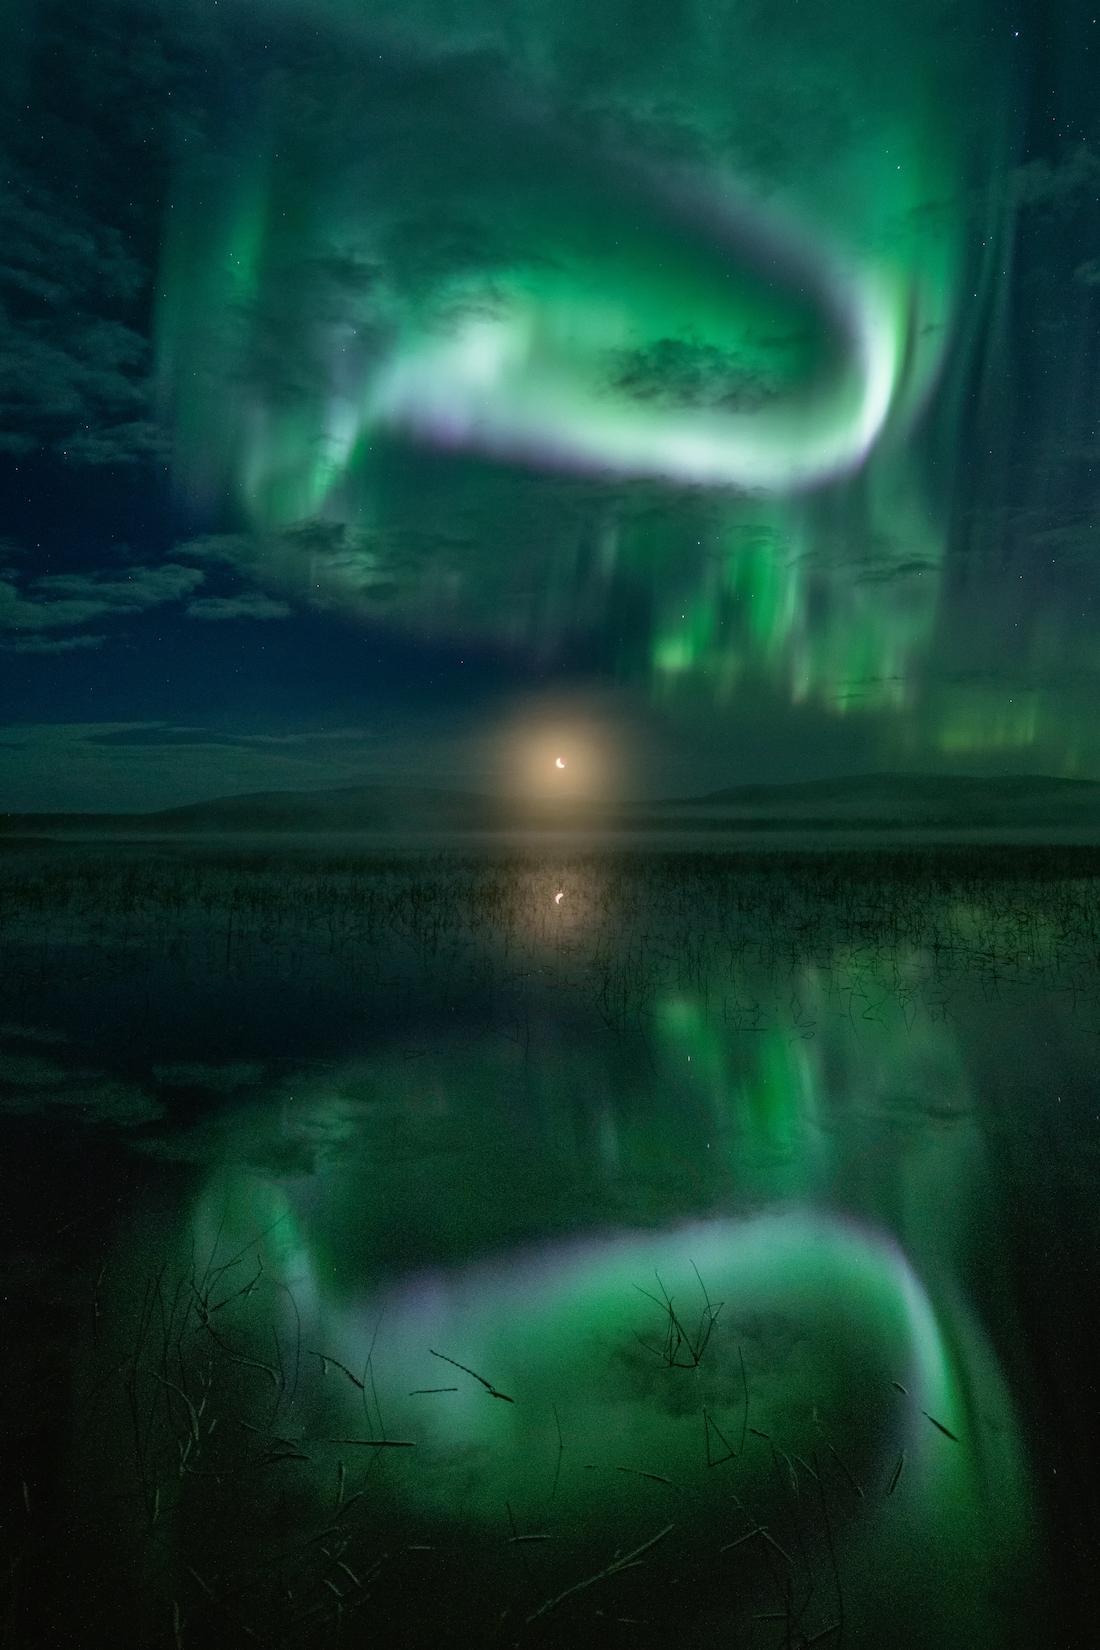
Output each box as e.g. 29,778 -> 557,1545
2,0 -> 1100,809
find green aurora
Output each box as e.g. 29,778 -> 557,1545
3,0 -> 1100,797
149,0 -> 1035,754
95,961 -> 1030,1646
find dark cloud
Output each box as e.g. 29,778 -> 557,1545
608,337 -> 787,411
178,523 -> 414,610
1012,146 -> 1100,208
0,1047 -> 161,1125
0,562 -> 204,639
2,632 -> 108,655
84,723 -> 373,749
32,564 -> 203,607
85,726 -> 263,749
185,593 -> 292,621
852,557 -> 939,586
0,173 -> 144,309
62,420 -> 171,466
0,170 -> 157,463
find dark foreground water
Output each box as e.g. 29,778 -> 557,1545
1,838 -> 1098,1649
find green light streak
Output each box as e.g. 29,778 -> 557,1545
150,0 -> 1019,735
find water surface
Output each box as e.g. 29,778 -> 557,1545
2,840 -> 1097,1648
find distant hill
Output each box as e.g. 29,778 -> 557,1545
0,784 -> 506,835
650,772 -> 1100,825
150,784 -> 503,833
3,772 -> 1100,835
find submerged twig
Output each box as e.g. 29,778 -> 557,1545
428,1348 -> 514,1403
326,1437 -> 415,1448
703,1404 -> 739,1468
887,1451 -> 906,1496
549,1401 -> 564,1504
813,1450 -> 844,1639
921,1409 -> 960,1442
526,1522 -> 675,1623
307,1350 -> 365,1391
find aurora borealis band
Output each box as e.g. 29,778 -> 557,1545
3,0 -> 1100,800
154,0 -> 968,724
7,8 -> 1100,1641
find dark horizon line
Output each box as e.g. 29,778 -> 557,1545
3,767 -> 1099,824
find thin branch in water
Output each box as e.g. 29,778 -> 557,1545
307,1350 -> 365,1391
721,1525 -> 767,1554
363,1309 -> 386,1437
204,1213 -> 291,1296
887,1451 -> 906,1496
152,1371 -> 201,1443
526,1522 -> 675,1624
193,1310 -> 279,1385
739,1344 -> 749,1455
236,1419 -> 302,1450
196,1203 -> 229,1301
822,1438 -> 865,1501
702,1404 -> 739,1468
813,1450 -> 844,1640
757,1526 -> 795,1569
264,1272 -> 302,1413
614,1466 -> 680,1488
549,1401 -> 565,1504
207,1255 -> 264,1316
326,1437 -> 416,1448
921,1409 -> 960,1442
429,1348 -> 514,1403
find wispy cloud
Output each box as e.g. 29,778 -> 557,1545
0,168 -> 157,465
185,593 -> 292,621
3,632 -> 108,655
1013,145 -> 1100,209
0,719 -> 403,811
0,562 -> 204,644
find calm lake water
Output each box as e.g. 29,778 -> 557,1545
2,838 -> 1098,1649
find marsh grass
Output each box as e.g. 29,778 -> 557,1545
2,839 -> 1096,1647
1,1222 -> 882,1650
2,842 -> 1100,1040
